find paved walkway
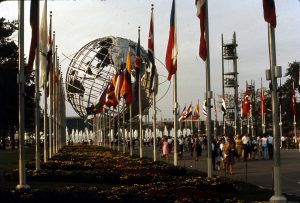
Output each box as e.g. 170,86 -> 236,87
130,146 -> 300,197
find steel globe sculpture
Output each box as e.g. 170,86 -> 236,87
65,36 -> 153,120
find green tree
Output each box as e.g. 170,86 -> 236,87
280,61 -> 300,134
0,17 -> 35,149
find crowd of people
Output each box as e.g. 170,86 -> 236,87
154,132 -> 300,175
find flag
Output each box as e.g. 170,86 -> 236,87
114,66 -> 124,102
27,0 -> 39,74
121,48 -> 133,105
178,106 -> 187,122
202,100 -> 207,117
292,82 -> 296,115
214,97 -> 217,120
148,7 -> 156,92
46,11 -> 52,83
260,80 -> 266,115
195,0 -> 207,61
106,76 -> 118,108
165,0 -> 177,81
186,104 -> 193,118
39,0 -> 48,89
263,0 -> 276,28
93,85 -> 108,113
134,28 -> 141,101
195,102 -> 199,115
242,82 -> 249,118
221,96 -> 226,115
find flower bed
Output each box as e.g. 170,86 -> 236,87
1,145 -> 275,202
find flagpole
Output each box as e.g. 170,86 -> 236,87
204,0 -> 212,178
268,22 -> 286,202
214,95 -> 217,139
293,82 -> 297,142
150,3 -> 157,162
49,29 -> 54,158
16,0 -> 30,190
35,0 -> 41,171
122,105 -> 125,153
221,34 -> 226,135
137,27 -> 143,158
198,99 -> 200,134
129,104 -> 133,156
117,105 -> 120,151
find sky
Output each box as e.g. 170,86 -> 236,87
0,0 -> 299,120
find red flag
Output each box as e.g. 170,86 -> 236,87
292,82 -> 296,115
260,80 -> 266,115
121,48 -> 133,106
195,0 -> 207,61
27,0 -> 39,74
242,82 -> 249,118
114,66 -> 124,102
105,76 -> 118,108
165,0 -> 177,81
263,0 -> 276,28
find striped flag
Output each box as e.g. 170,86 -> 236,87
134,28 -> 141,101
121,48 -> 133,105
148,7 -> 156,92
186,104 -> 193,119
202,100 -> 207,117
242,82 -> 249,118
195,0 -> 207,61
165,0 -> 177,81
221,96 -> 226,115
260,80 -> 266,115
178,106 -> 187,122
39,0 -> 48,88
263,0 -> 276,28
27,0 -> 39,74
114,65 -> 124,103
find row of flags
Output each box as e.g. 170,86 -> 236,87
178,96 -> 226,123
85,6 -> 157,122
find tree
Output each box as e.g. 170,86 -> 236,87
280,61 -> 300,134
0,17 -> 35,149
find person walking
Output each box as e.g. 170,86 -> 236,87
223,136 -> 233,174
193,136 -> 202,161
267,134 -> 273,159
261,134 -> 268,159
234,135 -> 243,162
162,137 -> 169,161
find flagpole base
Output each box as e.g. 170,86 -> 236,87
269,195 -> 286,203
16,184 -> 30,190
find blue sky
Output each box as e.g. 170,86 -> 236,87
1,0 -> 299,119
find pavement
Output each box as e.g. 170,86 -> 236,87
128,145 -> 300,198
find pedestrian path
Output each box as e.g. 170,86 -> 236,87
137,146 -> 300,197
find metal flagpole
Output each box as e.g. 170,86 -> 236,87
173,0 -> 178,166
122,106 -> 125,153
151,5 -> 157,159
267,23 -> 286,202
137,27 -> 143,158
129,104 -> 133,156
197,99 -> 200,134
49,29 -> 54,158
109,109 -> 111,149
221,34 -> 226,135
293,82 -> 297,143
113,110 -> 115,150
35,0 -> 41,171
204,1 -> 212,178
117,105 -> 120,151
16,0 -> 30,189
